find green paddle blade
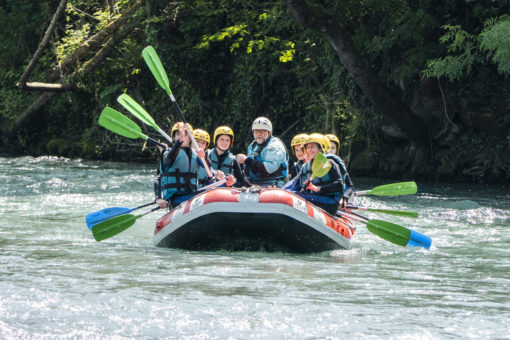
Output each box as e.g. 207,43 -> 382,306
311,153 -> 332,178
142,46 -> 172,96
366,219 -> 411,247
92,213 -> 140,242
98,107 -> 147,140
366,181 -> 417,196
117,94 -> 159,130
364,207 -> 418,218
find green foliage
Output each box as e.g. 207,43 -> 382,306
423,25 -> 481,81
1,0 -> 509,182
480,15 -> 510,75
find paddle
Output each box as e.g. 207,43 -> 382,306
92,206 -> 161,242
283,153 -> 330,190
337,211 -> 431,249
300,153 -> 331,191
354,181 -> 417,197
91,179 -> 227,242
85,201 -> 156,230
339,206 -> 419,218
141,45 -> 213,178
117,93 -> 173,143
98,107 -> 165,148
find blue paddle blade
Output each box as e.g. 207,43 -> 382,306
407,229 -> 432,249
85,207 -> 132,230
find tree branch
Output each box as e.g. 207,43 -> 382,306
17,0 -> 67,88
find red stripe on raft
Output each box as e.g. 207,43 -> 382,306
203,188 -> 240,204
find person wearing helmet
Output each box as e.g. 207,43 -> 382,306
323,134 -> 354,198
206,125 -> 246,187
289,133 -> 309,178
236,117 -> 289,187
324,134 -> 340,155
209,126 -> 236,175
154,122 -> 206,209
287,133 -> 345,215
192,129 -> 217,189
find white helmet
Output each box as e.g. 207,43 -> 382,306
251,117 -> 273,133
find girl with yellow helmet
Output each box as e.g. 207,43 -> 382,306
323,134 -> 354,198
286,133 -> 346,215
192,129 -> 214,188
209,126 -> 236,175
193,128 -> 236,189
289,133 -> 308,178
324,134 -> 340,155
155,122 -> 205,209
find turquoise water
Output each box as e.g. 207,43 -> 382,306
1,156 -> 509,339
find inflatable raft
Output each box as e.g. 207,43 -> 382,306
154,187 -> 355,253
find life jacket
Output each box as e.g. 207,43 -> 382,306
246,136 -> 288,186
160,148 -> 198,200
290,160 -> 304,178
325,153 -> 351,192
208,148 -> 236,175
298,159 -> 340,200
196,158 -> 211,188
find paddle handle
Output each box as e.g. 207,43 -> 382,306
146,137 -> 166,148
141,206 -> 162,217
344,205 -> 419,218
133,201 -> 157,211
168,93 -> 213,178
157,127 -> 173,144
201,178 -> 227,191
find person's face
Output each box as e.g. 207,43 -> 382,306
253,129 -> 270,144
216,135 -> 231,151
294,145 -> 305,160
196,139 -> 208,150
328,142 -> 337,155
305,143 -> 320,159
174,129 -> 190,147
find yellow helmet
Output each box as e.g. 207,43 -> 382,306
171,122 -> 193,138
323,136 -> 331,153
213,126 -> 234,146
324,134 -> 340,154
305,133 -> 327,152
291,133 -> 308,155
193,129 -> 210,147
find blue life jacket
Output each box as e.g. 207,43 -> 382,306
246,136 -> 288,187
160,148 -> 198,200
196,158 -> 210,189
290,160 -> 304,178
208,148 -> 236,175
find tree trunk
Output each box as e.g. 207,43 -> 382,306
17,0 -> 67,88
21,82 -> 74,91
287,0 -> 430,147
7,1 -> 143,136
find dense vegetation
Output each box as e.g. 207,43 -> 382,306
1,0 -> 509,184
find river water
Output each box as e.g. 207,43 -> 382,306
1,156 -> 509,339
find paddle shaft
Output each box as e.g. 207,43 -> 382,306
146,136 -> 166,148
340,205 -> 419,218
117,93 -> 173,144
141,45 -> 213,178
142,205 -> 162,216
167,92 -> 213,178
